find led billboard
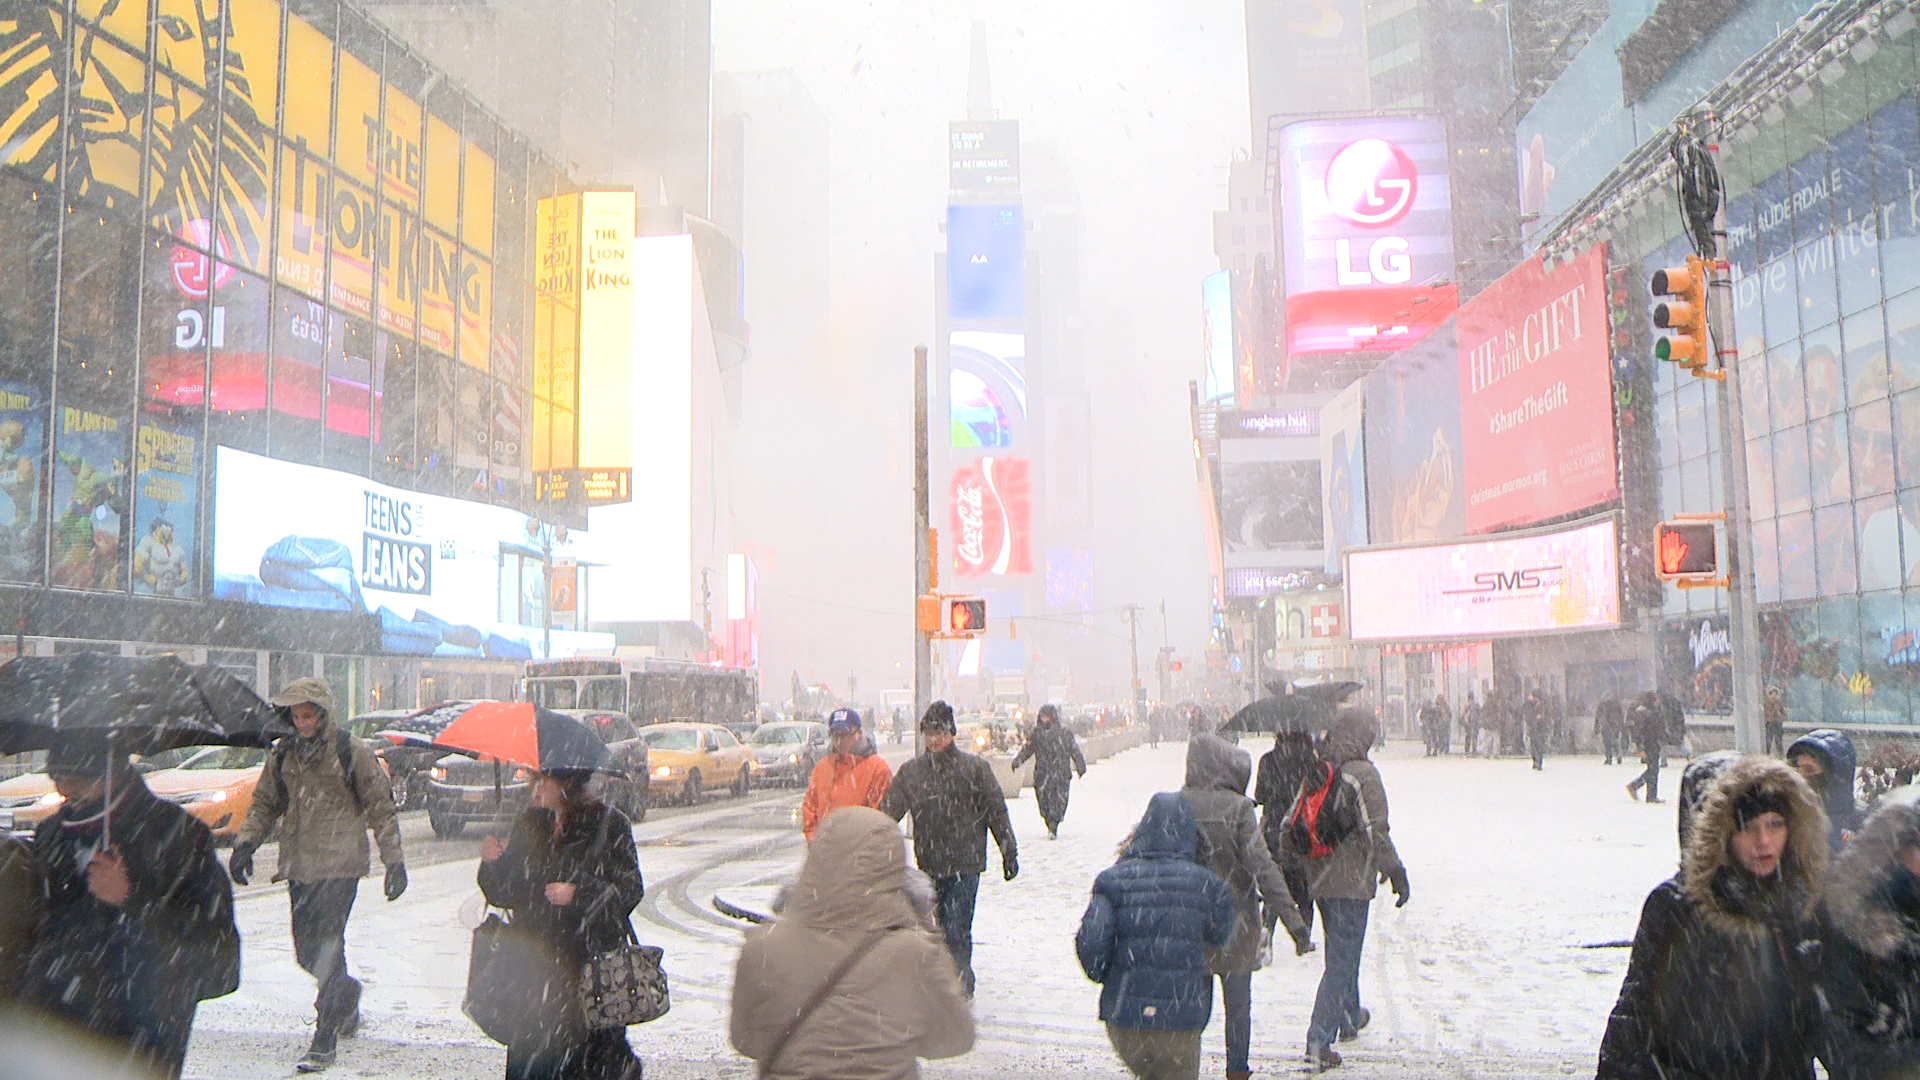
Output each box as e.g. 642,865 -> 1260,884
951,456 -> 1032,578
1345,516 -> 1621,642
1363,328 -> 1465,544
1203,271 -> 1233,405
1277,116 -> 1458,357
950,331 -> 1026,449
1456,246 -> 1617,532
949,120 -> 1022,200
947,205 -> 1025,322
1321,381 -> 1368,574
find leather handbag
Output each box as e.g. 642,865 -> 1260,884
466,911 -> 549,1045
580,922 -> 671,1028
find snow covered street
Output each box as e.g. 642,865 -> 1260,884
177,740 -> 1685,1078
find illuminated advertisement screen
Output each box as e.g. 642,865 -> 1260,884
1345,516 -> 1621,642
949,331 -> 1026,449
1277,116 -> 1458,357
1456,246 -> 1617,532
950,456 -> 1032,578
1321,381 -> 1368,574
1202,271 -> 1233,405
947,205 -> 1024,321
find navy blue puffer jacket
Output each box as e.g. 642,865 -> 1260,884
1788,728 -> 1862,852
1076,792 -> 1235,1031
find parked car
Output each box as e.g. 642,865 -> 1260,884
144,744 -> 267,842
747,721 -> 828,786
558,709 -> 650,821
426,754 -> 535,839
640,722 -> 753,805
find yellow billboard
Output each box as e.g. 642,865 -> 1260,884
575,191 -> 634,472
530,191 -> 632,506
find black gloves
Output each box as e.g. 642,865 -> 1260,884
1002,851 -> 1019,881
384,862 -> 409,901
228,842 -> 257,886
1383,866 -> 1411,908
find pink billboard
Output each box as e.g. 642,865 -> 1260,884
1345,516 -> 1620,642
1456,245 -> 1618,533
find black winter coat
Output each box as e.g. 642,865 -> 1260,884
22,776 -> 239,1078
1596,758 -> 1828,1080
1011,720 -> 1085,825
1253,738 -> 1318,857
478,802 -> 645,969
1819,786 -> 1920,1080
880,746 -> 1016,877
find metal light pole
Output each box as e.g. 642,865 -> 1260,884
913,345 -> 933,733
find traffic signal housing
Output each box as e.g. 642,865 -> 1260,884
1655,520 -> 1719,580
1650,257 -> 1708,370
943,596 -> 987,637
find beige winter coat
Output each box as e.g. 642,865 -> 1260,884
731,807 -> 973,1080
236,721 -> 403,882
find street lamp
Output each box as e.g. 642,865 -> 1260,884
524,518 -> 569,659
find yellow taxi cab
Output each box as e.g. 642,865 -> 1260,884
638,722 -> 754,805
0,746 -> 201,839
144,745 -> 268,841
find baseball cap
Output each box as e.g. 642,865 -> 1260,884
827,707 -> 862,733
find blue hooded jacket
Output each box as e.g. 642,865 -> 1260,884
1075,792 -> 1234,1031
1788,728 -> 1861,851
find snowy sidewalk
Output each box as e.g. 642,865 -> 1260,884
178,740 -> 1682,1078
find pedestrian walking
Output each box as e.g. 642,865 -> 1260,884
799,707 -> 893,842
1595,757 -> 1827,1080
1182,735 -> 1312,1080
1595,694 -> 1625,765
732,806 -> 973,1080
1460,692 -> 1481,757
1010,703 -> 1087,839
1254,730 -> 1319,934
228,677 -> 407,1072
1817,784 -> 1920,1079
1303,709 -> 1408,1072
1523,689 -> 1550,771
0,832 -> 39,1003
879,701 -> 1018,997
477,767 -> 645,1080
1764,687 -> 1788,756
1626,693 -> 1667,804
1076,792 -> 1235,1080
1787,728 -> 1862,852
19,736 -> 240,1079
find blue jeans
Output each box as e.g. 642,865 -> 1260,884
1219,969 -> 1252,1073
932,873 -> 981,996
1307,898 -> 1371,1049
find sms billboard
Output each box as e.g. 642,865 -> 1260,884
1456,246 -> 1617,532
1277,117 -> 1458,357
1345,516 -> 1621,642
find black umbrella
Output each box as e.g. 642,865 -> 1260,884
0,653 -> 288,755
1221,681 -> 1363,735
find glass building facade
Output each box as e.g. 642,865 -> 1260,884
1611,24 -> 1920,725
0,0 -> 570,603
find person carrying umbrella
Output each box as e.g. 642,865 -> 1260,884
19,735 -> 240,1080
229,678 -> 406,1073
1010,703 -> 1087,839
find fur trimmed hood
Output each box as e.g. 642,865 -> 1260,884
1825,784 -> 1920,961
1682,757 -> 1829,936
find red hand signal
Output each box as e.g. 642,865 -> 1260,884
1658,528 -> 1690,576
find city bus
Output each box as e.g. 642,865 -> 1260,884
523,657 -> 759,731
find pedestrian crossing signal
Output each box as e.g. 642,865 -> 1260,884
944,597 -> 986,637
1655,521 -> 1718,579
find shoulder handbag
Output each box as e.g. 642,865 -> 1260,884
581,921 -> 671,1028
758,930 -> 893,1079
465,910 -> 557,1045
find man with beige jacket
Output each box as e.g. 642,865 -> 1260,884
230,677 -> 405,1073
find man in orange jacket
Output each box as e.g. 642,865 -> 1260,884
801,708 -> 894,841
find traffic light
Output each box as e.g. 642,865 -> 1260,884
943,596 -> 986,637
1655,521 -> 1719,579
1650,256 -> 1708,369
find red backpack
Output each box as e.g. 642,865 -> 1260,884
1282,761 -> 1363,859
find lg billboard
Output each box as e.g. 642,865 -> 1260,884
1277,117 -> 1458,358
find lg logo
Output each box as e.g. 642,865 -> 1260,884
1325,138 -> 1418,286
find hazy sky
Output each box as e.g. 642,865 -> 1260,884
714,1 -> 1250,699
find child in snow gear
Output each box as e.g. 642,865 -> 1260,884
1010,703 -> 1087,839
1078,792 -> 1236,1080
231,677 -> 406,1073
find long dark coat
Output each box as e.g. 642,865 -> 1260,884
1819,785 -> 1920,1080
22,775 -> 239,1080
477,800 -> 644,1080
1596,758 -> 1828,1080
879,746 -> 1017,878
1010,719 -> 1085,828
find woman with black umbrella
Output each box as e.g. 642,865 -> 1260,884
478,761 -> 645,1080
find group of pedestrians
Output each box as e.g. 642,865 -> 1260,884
1597,728 -> 1920,1080
1419,687 -> 1564,766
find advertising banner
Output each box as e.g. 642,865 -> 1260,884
1217,423 -> 1325,570
211,446 -> 607,659
1246,0 -> 1372,129
50,406 -> 128,592
1659,614 -> 1733,714
949,120 -> 1021,200
947,205 -> 1025,323
1456,246 -> 1617,532
132,415 -> 199,597
0,382 -> 44,585
1363,328 -> 1465,544
1321,381 -> 1368,574
1345,516 -> 1621,642
949,331 -> 1026,449
1202,271 -> 1233,405
1277,116 -> 1458,357
950,456 -> 1032,578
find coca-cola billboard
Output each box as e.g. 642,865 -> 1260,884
950,456 -> 1032,578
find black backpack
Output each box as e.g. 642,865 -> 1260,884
1282,761 -> 1364,859
269,727 -> 368,816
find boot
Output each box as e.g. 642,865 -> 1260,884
1338,1007 -> 1371,1041
1228,1073 -> 1253,1080
294,1026 -> 338,1073
1306,1044 -> 1342,1071
335,980 -> 362,1039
